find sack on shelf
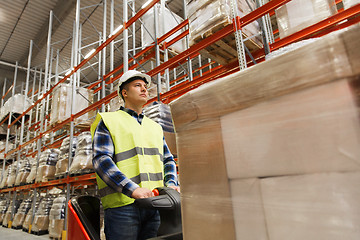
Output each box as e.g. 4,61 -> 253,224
12,197 -> 32,228
36,149 -> 60,183
26,157 -> 37,184
49,195 -> 66,239
22,197 -> 41,231
55,136 -> 78,178
276,0 -> 337,39
0,199 -> 9,223
0,167 -> 9,188
2,199 -> 21,227
50,83 -> 95,127
5,161 -> 17,187
32,196 -> 54,232
69,132 -> 93,175
15,158 -> 31,186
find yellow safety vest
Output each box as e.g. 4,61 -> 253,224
90,110 -> 164,209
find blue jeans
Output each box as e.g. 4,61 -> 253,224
104,203 -> 160,240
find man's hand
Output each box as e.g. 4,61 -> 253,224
168,186 -> 180,193
131,187 -> 154,199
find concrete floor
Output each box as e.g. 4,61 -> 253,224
0,226 -> 50,240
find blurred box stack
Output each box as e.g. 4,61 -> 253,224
170,25 -> 360,239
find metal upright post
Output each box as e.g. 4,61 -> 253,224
1,78 -> 6,107
198,55 -> 203,77
160,0 -> 170,92
55,49 -> 60,84
154,5 -> 162,101
230,0 -> 247,70
97,33 -> 102,102
257,0 -> 274,55
110,0 -> 114,92
102,0 -> 107,112
123,0 -> 129,73
183,0 -> 193,82
64,1 -> 80,237
12,40 -> 32,225
26,67 -> 37,148
78,24 -> 82,87
7,61 -> 18,228
132,0 -> 136,67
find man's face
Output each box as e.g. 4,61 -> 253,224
122,79 -> 149,105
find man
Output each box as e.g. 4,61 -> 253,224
91,70 -> 179,240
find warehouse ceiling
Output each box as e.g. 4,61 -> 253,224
0,0 -> 184,101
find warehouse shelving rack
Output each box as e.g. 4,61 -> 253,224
0,0 -> 359,237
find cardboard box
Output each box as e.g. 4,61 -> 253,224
170,26 -> 360,239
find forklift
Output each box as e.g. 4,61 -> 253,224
67,187 -> 182,240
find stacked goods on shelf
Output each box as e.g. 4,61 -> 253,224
50,83 -> 95,127
12,197 -> 32,229
69,132 -> 94,175
35,149 -> 61,183
143,102 -> 177,156
0,167 -> 9,188
276,0 -> 337,39
170,26 -> 360,239
187,0 -> 262,64
48,195 -> 66,239
55,136 -> 78,178
141,3 -> 185,53
0,199 -> 9,223
0,94 -> 33,121
22,197 -> 41,232
6,161 -> 17,187
2,199 -> 21,227
343,0 -> 360,8
26,157 -> 37,184
31,196 -> 54,234
15,158 -> 31,186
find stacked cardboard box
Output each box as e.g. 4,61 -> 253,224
69,132 -> 93,175
170,26 -> 360,239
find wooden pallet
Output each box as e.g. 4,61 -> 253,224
192,22 -> 263,65
50,120 -> 91,130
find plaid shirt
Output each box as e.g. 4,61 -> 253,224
92,106 -> 178,198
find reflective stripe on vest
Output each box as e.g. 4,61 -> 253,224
91,110 -> 164,209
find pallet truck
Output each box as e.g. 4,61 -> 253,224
67,187 -> 182,240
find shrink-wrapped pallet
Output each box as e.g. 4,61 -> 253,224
5,161 -> 17,187
0,199 -> 9,223
276,0 -> 337,38
187,0 -> 262,47
142,3 -> 185,53
69,132 -> 93,175
0,94 -> 32,120
55,136 -> 78,178
32,196 -> 54,233
0,167 -> 9,188
2,199 -> 21,227
49,195 -> 66,239
26,157 -> 37,184
50,83 -> 95,127
12,197 -> 32,229
22,197 -> 41,231
343,0 -> 360,8
36,149 -> 60,183
170,26 -> 360,239
15,158 -> 31,186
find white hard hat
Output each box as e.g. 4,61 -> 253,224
117,70 -> 151,98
